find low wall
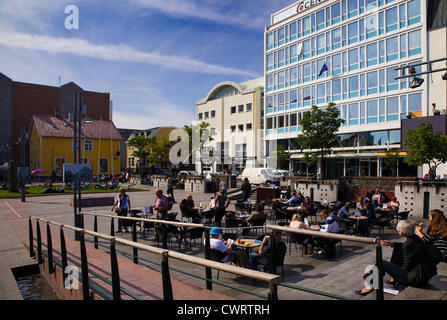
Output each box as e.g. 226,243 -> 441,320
394,183 -> 447,220
284,178 -> 339,204
70,197 -> 115,207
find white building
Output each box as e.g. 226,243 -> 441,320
196,78 -> 264,174
264,0 -> 447,178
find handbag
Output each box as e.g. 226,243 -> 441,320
115,207 -> 122,214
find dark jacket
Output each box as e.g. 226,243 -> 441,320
397,234 -> 437,287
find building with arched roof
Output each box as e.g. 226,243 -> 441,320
196,78 -> 264,174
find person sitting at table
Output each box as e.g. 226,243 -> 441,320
207,227 -> 248,268
356,197 -> 364,211
285,191 -> 302,206
242,204 -> 267,236
372,188 -> 381,207
179,198 -> 201,222
387,196 -> 400,212
363,189 -> 374,206
249,232 -> 287,272
290,213 -> 312,254
358,202 -> 376,236
362,202 -> 376,220
335,202 -> 349,219
301,196 -> 315,217
272,199 -> 293,221
203,193 -> 217,220
355,220 -> 438,296
186,194 -> 195,208
416,209 -> 447,264
313,209 -> 340,258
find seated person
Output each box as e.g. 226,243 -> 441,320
243,204 -> 267,236
356,197 -> 364,211
387,196 -> 400,212
186,194 -> 195,208
285,191 -> 303,206
301,196 -> 315,217
363,189 -> 374,205
290,213 -> 311,254
337,202 -> 351,219
416,209 -> 447,264
207,227 -> 248,268
313,209 -> 340,258
272,199 -> 293,221
202,193 -> 216,219
249,232 -> 287,272
371,188 -> 381,207
179,198 -> 201,221
362,202 -> 376,220
356,220 -> 438,296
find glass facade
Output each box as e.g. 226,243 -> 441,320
265,0 -> 425,176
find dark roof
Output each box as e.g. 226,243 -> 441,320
31,114 -> 123,140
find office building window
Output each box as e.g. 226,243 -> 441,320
316,9 -> 325,30
367,43 -> 377,66
198,113 -> 203,120
349,48 -> 358,71
367,100 -> 378,123
386,36 -> 399,61
408,0 -> 421,25
332,79 -> 342,101
317,34 -> 326,55
400,34 -> 407,59
332,28 -> 341,49
231,106 -> 236,114
386,7 -> 398,32
332,53 -> 342,75
303,16 -> 311,36
366,14 -> 377,39
349,103 -> 359,125
211,110 -> 216,118
387,96 -> 399,121
409,92 -> 422,112
332,2 -> 341,24
290,22 -> 297,40
246,123 -> 252,131
408,29 -> 421,56
246,103 -> 252,112
387,68 -> 399,91
317,83 -> 326,104
348,21 -> 358,44
349,75 -> 359,98
348,0 -> 358,18
367,71 -> 378,95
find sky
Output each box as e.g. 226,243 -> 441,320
0,0 -> 293,130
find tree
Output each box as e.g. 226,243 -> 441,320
403,122 -> 447,177
384,148 -> 400,177
146,136 -> 176,167
183,122 -> 216,179
296,103 -> 344,179
126,135 -> 156,172
274,144 -> 289,170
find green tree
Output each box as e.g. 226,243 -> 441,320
275,144 -> 289,170
384,148 -> 400,177
403,122 -> 447,177
296,103 -> 344,179
183,122 -> 216,179
147,136 -> 176,167
126,135 -> 156,171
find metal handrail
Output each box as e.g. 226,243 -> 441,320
29,215 -> 282,300
266,224 -> 384,300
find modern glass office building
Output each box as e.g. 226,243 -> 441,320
264,0 -> 446,178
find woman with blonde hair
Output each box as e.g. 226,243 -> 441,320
290,213 -> 311,254
416,209 -> 447,263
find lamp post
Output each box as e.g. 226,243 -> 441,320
72,91 -> 86,240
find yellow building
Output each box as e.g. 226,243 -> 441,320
29,114 -> 123,176
127,126 -> 177,171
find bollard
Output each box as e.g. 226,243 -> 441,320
46,222 -> 54,274
28,217 -> 34,258
36,220 -> 43,264
132,223 -> 138,264
376,244 -> 384,300
204,229 -> 212,290
79,231 -> 90,300
94,216 -> 98,249
161,252 -> 173,300
60,227 -> 68,284
110,239 -> 121,300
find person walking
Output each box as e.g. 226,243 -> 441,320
166,177 -> 175,203
111,187 -> 131,233
214,189 -> 230,227
241,178 -> 251,202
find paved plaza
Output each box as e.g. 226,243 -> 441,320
1,182 -> 446,303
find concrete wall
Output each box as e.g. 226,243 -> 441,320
394,183 -> 447,220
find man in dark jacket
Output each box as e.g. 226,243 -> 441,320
241,178 -> 251,202
356,219 -> 437,296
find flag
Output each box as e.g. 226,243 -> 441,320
318,63 -> 328,77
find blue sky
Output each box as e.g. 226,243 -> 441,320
0,0 -> 293,129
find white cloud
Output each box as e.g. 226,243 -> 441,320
0,31 -> 260,78
127,0 -> 269,30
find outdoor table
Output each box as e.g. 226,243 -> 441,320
242,202 -> 255,213
286,206 -> 302,211
348,214 -> 368,234
234,239 -> 262,254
